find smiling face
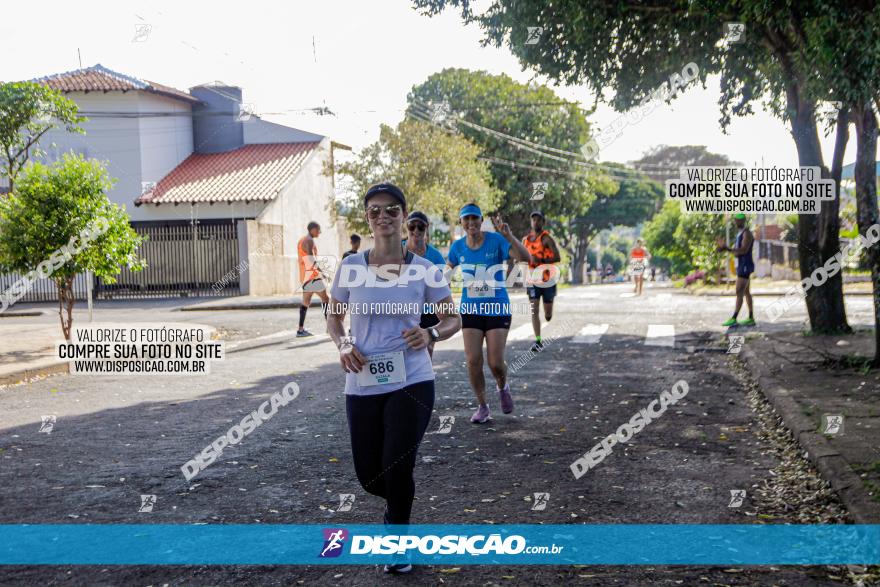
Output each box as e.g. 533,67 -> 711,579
364,192 -> 404,239
460,214 -> 482,237
407,220 -> 428,247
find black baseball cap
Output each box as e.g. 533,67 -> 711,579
530,210 -> 545,219
364,182 -> 406,208
406,211 -> 430,225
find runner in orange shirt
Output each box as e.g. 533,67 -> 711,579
297,221 -> 330,337
629,239 -> 651,296
522,211 -> 561,352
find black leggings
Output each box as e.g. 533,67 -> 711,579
345,380 -> 435,524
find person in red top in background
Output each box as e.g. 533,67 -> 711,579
297,221 -> 330,337
629,238 -> 651,296
522,211 -> 561,352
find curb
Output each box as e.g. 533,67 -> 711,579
0,362 -> 69,386
180,299 -> 325,312
688,290 -> 872,297
0,310 -> 46,318
739,345 -> 880,523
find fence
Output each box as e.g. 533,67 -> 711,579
759,240 -> 799,270
96,223 -> 240,299
0,271 -> 91,304
1,222 -> 241,304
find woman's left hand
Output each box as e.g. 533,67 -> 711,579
402,327 -> 431,350
492,214 -> 512,238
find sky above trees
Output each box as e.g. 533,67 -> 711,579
0,0 -> 849,170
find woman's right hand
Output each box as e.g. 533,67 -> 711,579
339,343 -> 367,373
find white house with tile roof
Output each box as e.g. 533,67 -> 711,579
18,64 -> 349,297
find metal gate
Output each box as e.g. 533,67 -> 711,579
1,222 -> 240,305
760,239 -> 799,270
0,271 -> 90,303
96,223 -> 240,299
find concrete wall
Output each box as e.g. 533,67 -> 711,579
189,85 -> 244,154
258,137 -> 341,290
244,118 -> 323,144
37,92 -> 143,219
137,93 -> 193,194
237,220 -> 288,295
36,91 -> 196,223
336,217 -> 375,255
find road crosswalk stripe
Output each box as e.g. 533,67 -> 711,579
644,324 -> 675,347
572,323 -> 609,344
508,323 -> 535,341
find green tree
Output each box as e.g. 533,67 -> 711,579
0,82 -> 85,192
0,154 -> 145,339
633,145 -> 734,278
557,172 -> 617,283
406,68 -> 599,234
802,1 -> 880,360
410,0 -> 853,332
587,243 -> 626,275
676,213 -> 728,282
334,118 -> 501,236
642,200 -> 689,276
643,199 -> 727,280
607,232 -> 633,258
632,145 -> 739,185
561,165 -> 661,282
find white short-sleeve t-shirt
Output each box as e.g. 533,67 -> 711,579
330,251 -> 451,396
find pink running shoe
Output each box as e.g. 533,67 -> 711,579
498,383 -> 514,414
470,404 -> 491,423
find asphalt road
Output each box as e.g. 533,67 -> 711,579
0,282 -> 869,585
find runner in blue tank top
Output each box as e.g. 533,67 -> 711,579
717,213 -> 755,327
447,203 -> 532,424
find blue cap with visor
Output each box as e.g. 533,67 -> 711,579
459,203 -> 483,218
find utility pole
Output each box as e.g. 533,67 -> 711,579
86,270 -> 93,322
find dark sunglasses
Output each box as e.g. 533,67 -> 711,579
366,204 -> 403,219
407,222 -> 427,232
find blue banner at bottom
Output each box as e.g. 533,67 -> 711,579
0,524 -> 877,565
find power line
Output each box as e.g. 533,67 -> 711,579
407,105 -> 660,182
476,154 -> 647,183
409,99 -> 680,175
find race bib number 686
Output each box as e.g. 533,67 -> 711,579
356,351 -> 406,387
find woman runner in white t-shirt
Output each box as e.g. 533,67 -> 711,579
326,183 -> 460,574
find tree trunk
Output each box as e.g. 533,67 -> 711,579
789,95 -> 850,333
570,222 -> 590,285
852,103 -> 880,365
56,276 -> 75,341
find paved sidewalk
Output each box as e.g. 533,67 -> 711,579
0,324 -> 70,384
739,330 -> 880,522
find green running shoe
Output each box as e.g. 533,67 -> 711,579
722,317 -> 738,327
738,318 -> 756,327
